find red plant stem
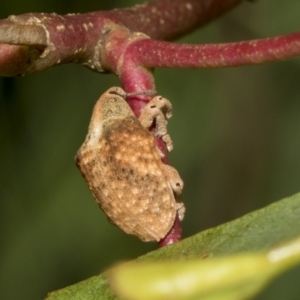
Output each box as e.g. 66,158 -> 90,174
0,0 -> 244,76
0,13 -> 117,75
158,214 -> 182,247
125,32 -> 300,69
0,44 -> 32,76
110,0 -> 243,40
104,32 -> 179,247
120,62 -> 177,246
100,28 -> 182,247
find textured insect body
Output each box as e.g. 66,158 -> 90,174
76,87 -> 184,242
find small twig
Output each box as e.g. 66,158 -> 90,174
126,32 -> 300,69
0,24 -> 47,47
110,0 -> 243,40
0,0 -> 245,77
158,215 -> 182,247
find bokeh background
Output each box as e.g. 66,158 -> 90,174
1,1 -> 300,299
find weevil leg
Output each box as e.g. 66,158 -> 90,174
139,96 -> 173,152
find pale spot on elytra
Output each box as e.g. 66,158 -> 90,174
56,24 -> 65,31
186,3 -> 193,10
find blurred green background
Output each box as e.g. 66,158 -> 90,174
1,1 -> 300,299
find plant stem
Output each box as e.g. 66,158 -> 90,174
110,0 -> 243,40
125,32 -> 300,69
0,0 -> 244,76
158,215 -> 182,247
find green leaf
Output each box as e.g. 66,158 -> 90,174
109,237 -> 300,300
46,192 -> 300,300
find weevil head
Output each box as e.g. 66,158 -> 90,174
88,87 -> 134,133
96,87 -> 133,120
